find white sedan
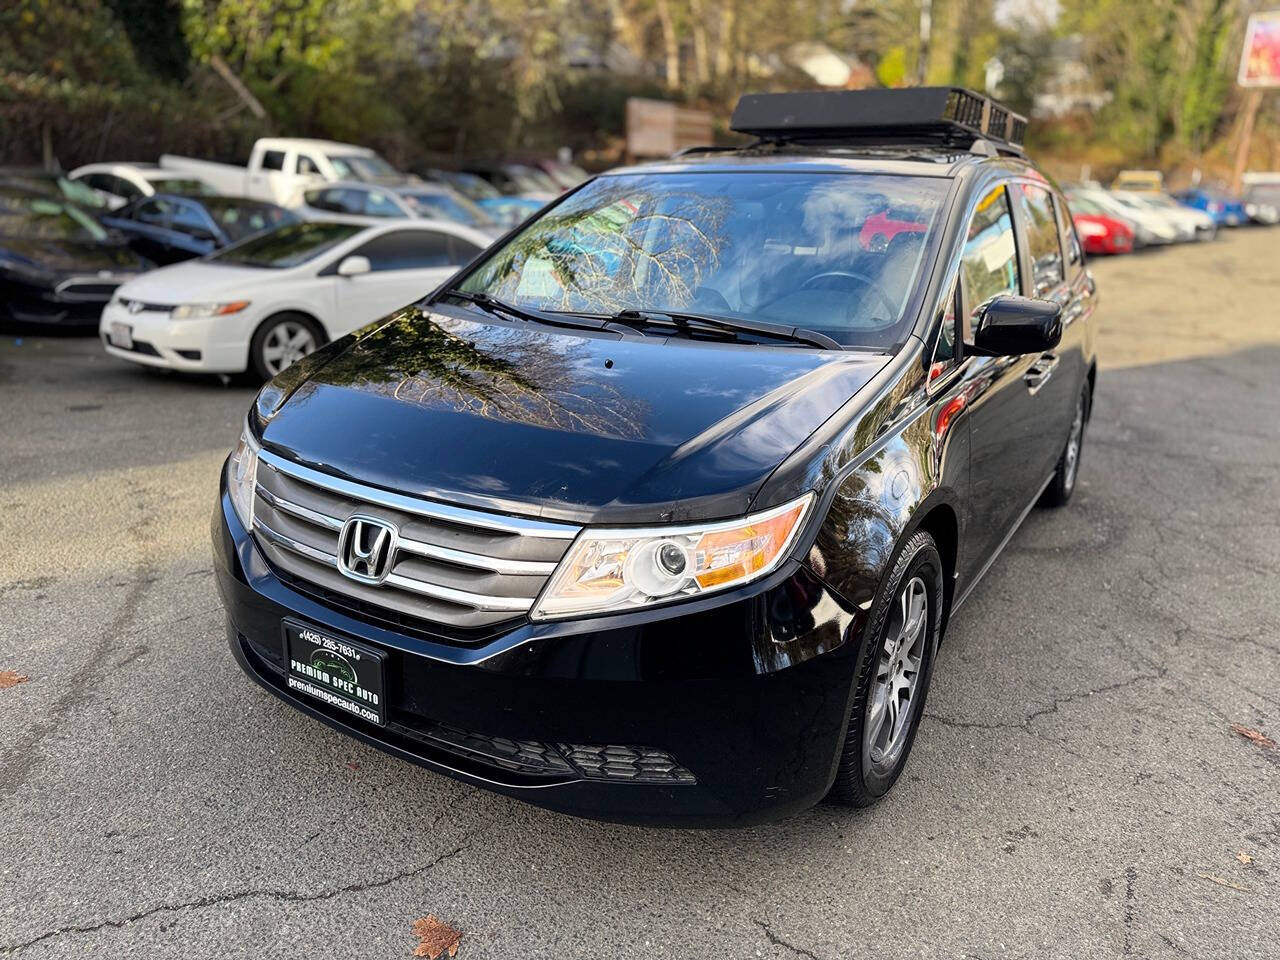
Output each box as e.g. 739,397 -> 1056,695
100,219 -> 491,380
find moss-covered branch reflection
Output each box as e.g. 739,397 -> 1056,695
311,309 -> 646,439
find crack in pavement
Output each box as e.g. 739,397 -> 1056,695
754,919 -> 824,960
0,479 -> 159,800
0,821 -> 487,955
926,669 -> 1166,735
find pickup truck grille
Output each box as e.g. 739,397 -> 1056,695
251,449 -> 578,631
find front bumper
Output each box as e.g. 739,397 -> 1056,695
213,485 -> 862,826
99,301 -> 250,373
1,283 -> 117,327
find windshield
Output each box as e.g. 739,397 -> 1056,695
401,190 -> 495,228
327,153 -> 398,181
456,171 -> 948,347
543,161 -> 590,189
150,177 -> 218,196
508,165 -> 559,194
0,193 -> 109,240
203,199 -> 298,242
437,171 -> 500,201
208,221 -> 360,268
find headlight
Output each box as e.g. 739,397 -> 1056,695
227,422 -> 259,530
531,493 -> 814,620
171,300 -> 250,320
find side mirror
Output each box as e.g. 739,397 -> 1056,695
972,295 -> 1063,356
336,255 -> 371,277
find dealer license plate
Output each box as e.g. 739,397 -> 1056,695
284,620 -> 386,726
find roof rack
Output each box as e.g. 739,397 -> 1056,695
729,87 -> 1028,157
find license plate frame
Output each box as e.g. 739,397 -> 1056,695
283,620 -> 387,727
108,321 -> 133,349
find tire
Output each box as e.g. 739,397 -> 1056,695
247,312 -> 324,383
1040,380 -> 1090,508
829,529 -> 944,807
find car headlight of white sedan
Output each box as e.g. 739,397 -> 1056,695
171,300 -> 251,320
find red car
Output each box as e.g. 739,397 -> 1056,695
1073,213 -> 1134,255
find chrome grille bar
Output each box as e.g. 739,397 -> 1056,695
257,485 -> 344,532
257,449 -> 579,539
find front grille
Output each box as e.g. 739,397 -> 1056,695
54,278 -> 123,302
251,449 -> 578,631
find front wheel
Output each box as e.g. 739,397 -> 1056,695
830,529 -> 943,807
248,313 -> 323,382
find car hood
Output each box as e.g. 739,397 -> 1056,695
0,236 -> 148,278
261,307 -> 887,524
113,259 -> 280,301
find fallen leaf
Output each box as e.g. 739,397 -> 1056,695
1236,851 -> 1254,866
1229,723 -> 1277,750
0,670 -> 30,690
346,761 -> 361,772
1197,871 -> 1250,893
411,915 -> 463,959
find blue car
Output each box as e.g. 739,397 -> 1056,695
1174,188 -> 1248,227
103,194 -> 297,265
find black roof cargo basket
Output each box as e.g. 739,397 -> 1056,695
730,87 -> 1028,156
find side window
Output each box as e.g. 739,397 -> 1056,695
354,231 -> 453,271
260,150 -> 286,172
1054,193 -> 1083,273
960,185 -> 1020,334
1015,183 -> 1065,295
361,190 -> 403,218
113,176 -> 143,199
305,188 -> 339,212
296,154 -> 321,175
134,197 -> 172,226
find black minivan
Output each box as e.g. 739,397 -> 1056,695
214,89 -> 1098,825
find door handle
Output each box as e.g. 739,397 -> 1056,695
1024,353 -> 1059,394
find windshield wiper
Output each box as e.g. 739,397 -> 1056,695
442,289 -> 617,333
610,309 -> 843,350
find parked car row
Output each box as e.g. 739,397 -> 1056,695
1062,171 -> 1279,258
0,139 -> 587,347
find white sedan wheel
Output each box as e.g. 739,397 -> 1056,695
259,319 -> 318,376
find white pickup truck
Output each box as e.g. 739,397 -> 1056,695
159,137 -> 405,207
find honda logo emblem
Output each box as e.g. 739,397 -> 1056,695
337,516 -> 397,584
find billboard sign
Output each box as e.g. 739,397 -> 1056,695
1239,11 -> 1280,87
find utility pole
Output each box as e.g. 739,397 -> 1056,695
918,0 -> 933,86
1231,89 -> 1263,195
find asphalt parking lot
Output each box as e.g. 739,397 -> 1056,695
2,228 -> 1278,959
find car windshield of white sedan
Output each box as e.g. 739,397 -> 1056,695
208,222 -> 361,268
457,172 -> 948,346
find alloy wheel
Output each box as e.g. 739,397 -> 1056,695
261,320 -> 317,376
865,575 -> 928,768
1063,393 -> 1085,491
